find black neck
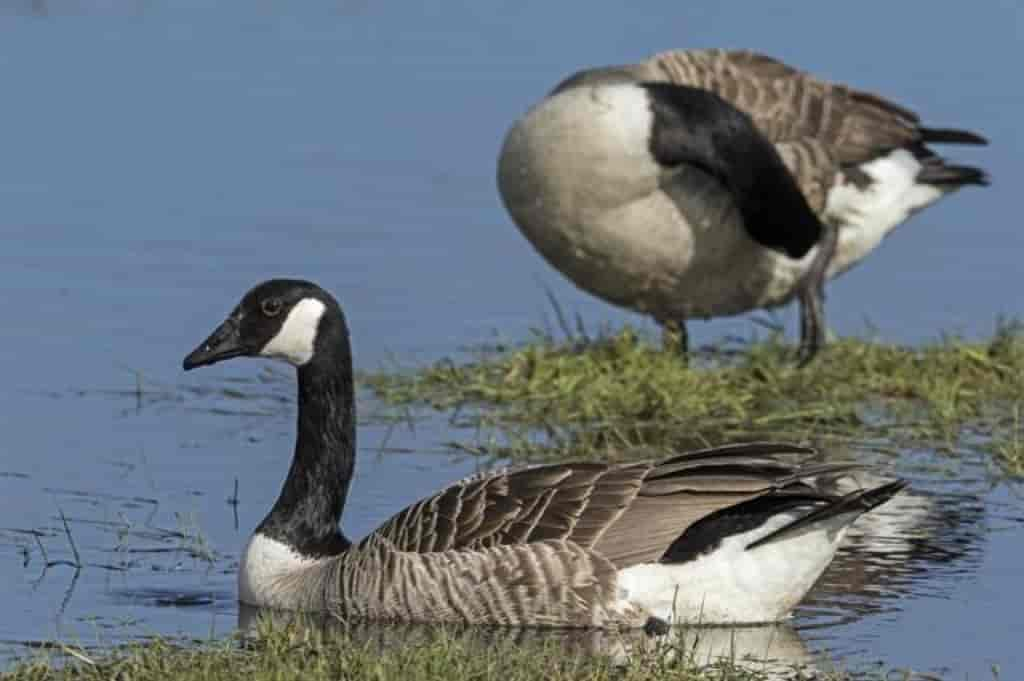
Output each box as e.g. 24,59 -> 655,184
643,82 -> 822,259
256,313 -> 355,558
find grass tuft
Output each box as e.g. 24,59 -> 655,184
360,323 -> 1024,477
988,403 -> 1024,477
2,618 -> 848,681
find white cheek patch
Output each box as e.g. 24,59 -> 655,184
259,298 -> 326,366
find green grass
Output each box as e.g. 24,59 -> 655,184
3,619 -> 849,681
988,403 -> 1024,477
360,322 -> 1024,478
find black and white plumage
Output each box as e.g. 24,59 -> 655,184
182,279 -> 906,626
497,49 -> 988,362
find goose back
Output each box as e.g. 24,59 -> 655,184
639,49 -> 922,164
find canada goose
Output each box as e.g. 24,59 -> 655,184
183,278 -> 906,626
497,49 -> 988,362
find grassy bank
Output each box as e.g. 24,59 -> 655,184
361,324 -> 1024,477
3,620 -> 844,681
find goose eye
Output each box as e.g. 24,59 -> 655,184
261,298 -> 283,317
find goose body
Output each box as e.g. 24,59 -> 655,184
497,50 -> 988,356
184,279 -> 905,626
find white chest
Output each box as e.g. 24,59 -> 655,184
238,532 -> 324,609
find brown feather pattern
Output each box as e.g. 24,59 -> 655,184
622,48 -> 985,200
275,442 -> 897,626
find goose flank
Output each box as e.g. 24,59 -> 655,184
183,278 -> 907,626
497,49 -> 988,363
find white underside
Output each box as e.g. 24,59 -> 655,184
614,510 -> 856,623
238,532 -> 325,609
822,149 -> 945,279
755,148 -> 946,308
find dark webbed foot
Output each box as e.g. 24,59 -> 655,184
795,220 -> 839,367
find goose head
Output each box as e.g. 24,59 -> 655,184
183,279 -> 347,371
182,279 -> 357,595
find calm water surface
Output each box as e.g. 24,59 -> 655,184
0,1 -> 1021,678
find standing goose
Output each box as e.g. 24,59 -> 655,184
183,278 -> 906,626
497,49 -> 988,362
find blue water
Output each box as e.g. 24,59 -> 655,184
0,1 -> 1021,677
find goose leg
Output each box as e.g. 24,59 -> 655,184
661,319 -> 690,359
797,285 -> 824,364
795,220 -> 839,366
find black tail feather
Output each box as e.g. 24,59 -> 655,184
661,492 -> 829,564
908,142 -> 990,187
919,127 -> 988,146
745,479 -> 908,551
918,162 -> 990,187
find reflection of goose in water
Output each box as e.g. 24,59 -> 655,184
237,604 -> 819,678
797,458 -> 987,628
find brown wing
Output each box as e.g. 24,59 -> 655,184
773,139 -> 835,213
364,441 -> 862,569
363,462 -> 651,554
592,442 -> 863,567
363,470 -> 525,553
638,48 -> 923,166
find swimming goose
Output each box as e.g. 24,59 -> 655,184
183,278 -> 906,626
497,49 -> 988,362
